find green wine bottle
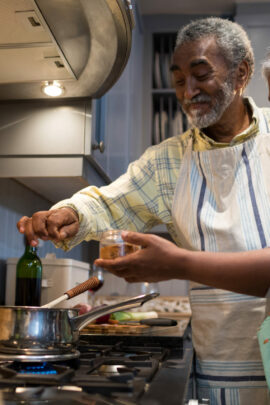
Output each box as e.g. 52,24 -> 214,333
15,242 -> 42,306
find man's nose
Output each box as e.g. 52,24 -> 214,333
184,78 -> 200,100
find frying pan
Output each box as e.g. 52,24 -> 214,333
0,292 -> 159,355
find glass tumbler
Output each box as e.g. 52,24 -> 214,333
99,230 -> 140,259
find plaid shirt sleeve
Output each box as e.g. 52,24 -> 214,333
51,144 -> 170,250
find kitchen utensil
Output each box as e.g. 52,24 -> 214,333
42,276 -> 100,308
88,266 -> 104,306
0,292 -> 159,355
118,318 -> 178,326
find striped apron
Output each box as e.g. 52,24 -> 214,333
172,111 -> 270,404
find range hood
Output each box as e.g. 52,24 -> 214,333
0,0 -> 134,100
0,98 -> 110,203
0,1 -> 135,202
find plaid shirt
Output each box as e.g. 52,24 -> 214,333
52,97 -> 270,251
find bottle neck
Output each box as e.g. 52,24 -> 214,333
24,245 -> 38,255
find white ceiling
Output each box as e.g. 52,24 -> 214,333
137,0 -> 270,15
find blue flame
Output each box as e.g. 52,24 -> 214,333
16,362 -> 57,375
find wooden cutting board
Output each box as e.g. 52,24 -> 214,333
81,317 -> 190,335
82,323 -> 150,334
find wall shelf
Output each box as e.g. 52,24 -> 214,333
151,32 -> 187,145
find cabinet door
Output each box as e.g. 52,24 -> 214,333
91,76 -> 131,181
91,7 -> 144,181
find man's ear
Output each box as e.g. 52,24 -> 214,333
235,60 -> 249,92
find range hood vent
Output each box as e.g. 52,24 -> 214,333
0,99 -> 110,203
0,0 -> 134,100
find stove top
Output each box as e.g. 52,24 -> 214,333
0,332 -> 192,405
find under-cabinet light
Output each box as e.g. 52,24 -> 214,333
42,81 -> 64,97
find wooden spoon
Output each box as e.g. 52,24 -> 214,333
42,276 -> 100,308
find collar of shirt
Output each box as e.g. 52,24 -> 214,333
191,97 -> 259,152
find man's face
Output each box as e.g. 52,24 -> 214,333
171,37 -> 236,129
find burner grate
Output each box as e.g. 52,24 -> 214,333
0,338 -> 185,404
0,362 -> 74,385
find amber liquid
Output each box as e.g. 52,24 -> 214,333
100,243 -> 140,259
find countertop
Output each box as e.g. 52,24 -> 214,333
140,332 -> 193,405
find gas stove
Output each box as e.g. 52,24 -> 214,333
0,329 -> 193,405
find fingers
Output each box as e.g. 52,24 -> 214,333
58,222 -> 80,240
124,277 -> 138,283
17,216 -> 40,246
94,258 -> 125,270
32,211 -> 49,239
46,208 -> 79,240
121,231 -> 152,248
17,207 -> 79,245
17,216 -> 29,234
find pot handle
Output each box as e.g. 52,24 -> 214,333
70,292 -> 159,331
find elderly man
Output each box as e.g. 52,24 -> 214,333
18,18 -> 270,404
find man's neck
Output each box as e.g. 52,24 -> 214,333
203,96 -> 252,143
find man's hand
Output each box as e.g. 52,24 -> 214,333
17,207 -> 79,246
94,231 -> 186,283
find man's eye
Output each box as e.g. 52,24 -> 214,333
195,73 -> 209,81
175,79 -> 185,86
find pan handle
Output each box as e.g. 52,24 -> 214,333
70,292 -> 159,331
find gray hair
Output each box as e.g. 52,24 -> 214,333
262,48 -> 270,79
175,17 -> 254,87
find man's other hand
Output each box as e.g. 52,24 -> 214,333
17,207 -> 79,246
94,231 -> 183,283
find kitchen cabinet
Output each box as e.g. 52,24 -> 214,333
91,3 -> 145,180
152,32 -> 187,146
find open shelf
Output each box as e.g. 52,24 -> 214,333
151,32 -> 187,145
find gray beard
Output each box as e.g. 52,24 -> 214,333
183,76 -> 235,129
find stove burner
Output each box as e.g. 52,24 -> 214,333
0,350 -> 80,363
0,362 -> 74,385
98,364 -> 131,375
10,362 -> 58,375
0,337 -> 185,405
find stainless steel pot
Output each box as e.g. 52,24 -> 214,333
0,293 -> 158,355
